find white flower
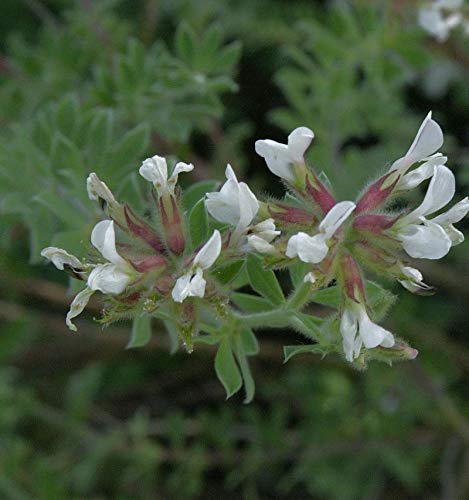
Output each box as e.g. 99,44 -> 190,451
286,201 -> 355,263
419,1 -> 463,42
390,112 -> 443,176
255,127 -> 314,182
431,196 -> 469,245
246,218 -> 281,253
205,165 -> 259,236
340,303 -> 395,362
87,173 -> 118,207
172,230 -> 222,303
139,155 -> 193,196
42,220 -> 137,331
396,154 -> 447,191
398,265 -> 434,294
395,165 -> 467,259
40,247 -> 83,271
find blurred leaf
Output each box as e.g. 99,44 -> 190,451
127,315 -> 152,349
246,253 -> 285,305
189,198 -> 209,249
215,339 -> 242,399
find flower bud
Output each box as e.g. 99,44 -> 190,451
355,172 -> 399,214
159,195 -> 186,255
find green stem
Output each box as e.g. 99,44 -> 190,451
287,280 -> 315,310
233,308 -> 292,328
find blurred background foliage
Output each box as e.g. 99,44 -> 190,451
0,0 -> 468,498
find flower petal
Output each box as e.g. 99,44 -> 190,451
406,165 -> 455,221
171,272 -> 192,303
319,201 -> 356,238
391,112 -> 444,172
87,263 -> 132,294
397,155 -> 446,191
139,155 -> 168,189
86,173 -> 117,206
187,267 -> 206,298
168,161 -> 194,189
340,308 -> 358,362
357,308 -> 395,349
91,220 -> 127,266
193,230 -> 222,269
66,287 -> 95,332
398,220 -> 452,259
287,127 -> 314,162
286,232 -> 329,263
247,234 -> 275,253
41,247 -> 83,270
255,139 -> 294,181
432,196 -> 469,225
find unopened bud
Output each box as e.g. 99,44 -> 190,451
355,172 -> 399,214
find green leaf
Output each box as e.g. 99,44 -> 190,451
231,292 -> 274,313
175,22 -> 195,63
183,180 -> 219,210
108,123 -> 149,174
311,281 -> 396,318
240,328 -> 259,355
283,344 -> 326,363
213,260 -> 244,285
289,261 -> 311,288
215,339 -> 242,399
127,315 -> 152,349
162,320 -> 180,354
188,198 -> 209,249
246,253 -> 285,305
233,335 -> 255,404
34,191 -> 87,226
65,364 -> 103,420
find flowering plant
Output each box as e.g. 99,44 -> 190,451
41,112 -> 467,401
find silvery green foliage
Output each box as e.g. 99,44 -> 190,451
0,3 -> 240,260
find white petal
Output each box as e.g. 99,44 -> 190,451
236,183 -> 260,231
286,232 -> 329,263
139,155 -> 168,189
406,112 -> 444,164
168,161 -> 194,188
194,230 -> 222,269
247,234 -> 275,253
86,173 -> 117,205
340,308 -> 358,362
41,247 -> 82,270
401,266 -> 423,282
407,165 -> 455,221
287,127 -> 314,162
391,112 -> 444,172
255,139 -> 295,181
397,161 -> 436,191
171,272 -> 192,303
432,197 -> 469,225
442,224 -> 464,246
398,220 -> 452,259
205,165 -> 258,228
66,287 -> 95,332
187,267 -> 206,298
357,308 -> 395,349
252,218 -> 276,233
319,201 -> 356,238
87,263 -> 132,294
91,220 -> 127,266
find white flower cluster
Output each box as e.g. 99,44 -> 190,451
41,111 -> 467,366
